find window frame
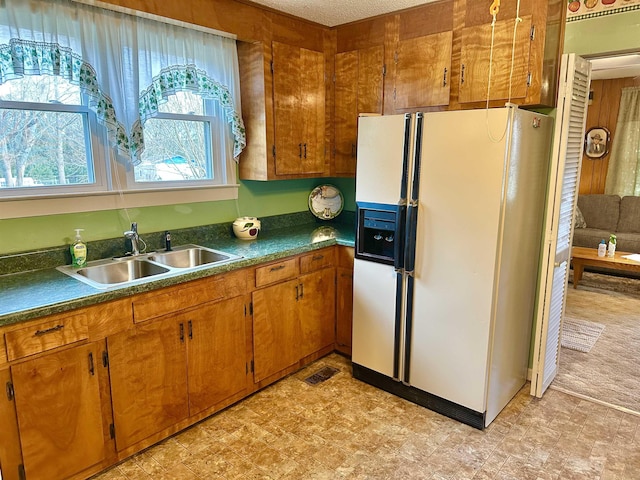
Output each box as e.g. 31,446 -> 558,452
127,96 -> 229,190
0,93 -> 111,198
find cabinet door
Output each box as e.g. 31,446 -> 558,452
335,46 -> 384,176
0,369 -> 21,480
252,279 -> 300,383
459,16 -> 532,104
273,41 -> 302,175
336,267 -> 354,355
300,47 -> 326,175
108,318 -> 188,451
395,31 -> 452,110
273,41 -> 325,176
335,50 -> 358,175
11,343 -> 105,480
186,296 -> 247,415
299,268 -> 336,359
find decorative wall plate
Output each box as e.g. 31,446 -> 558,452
309,185 -> 344,220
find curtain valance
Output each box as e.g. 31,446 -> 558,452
0,0 -> 245,165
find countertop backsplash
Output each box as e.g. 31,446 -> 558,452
0,210 -> 355,276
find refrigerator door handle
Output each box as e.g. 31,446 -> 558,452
392,270 -> 404,381
401,112 -> 424,384
394,204 -> 407,271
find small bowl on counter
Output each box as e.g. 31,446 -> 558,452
233,217 -> 261,240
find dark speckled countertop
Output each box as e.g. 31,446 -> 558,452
0,219 -> 355,327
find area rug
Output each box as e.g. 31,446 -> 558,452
561,317 -> 605,352
568,270 -> 640,298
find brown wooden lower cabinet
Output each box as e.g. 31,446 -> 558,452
252,279 -> 301,383
108,295 -> 249,452
0,368 -> 23,480
252,263 -> 337,385
0,246 -> 355,480
186,296 -> 248,416
108,315 -> 189,452
299,268 -> 336,358
10,342 -> 107,480
336,266 -> 354,355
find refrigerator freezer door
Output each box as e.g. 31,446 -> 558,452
407,108 -> 510,413
356,115 -> 412,205
352,258 -> 401,378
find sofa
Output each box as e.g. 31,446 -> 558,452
573,194 -> 640,253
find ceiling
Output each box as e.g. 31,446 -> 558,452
248,0 -> 436,27
590,54 -> 640,80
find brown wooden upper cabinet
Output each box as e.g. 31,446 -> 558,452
394,31 -> 452,110
457,0 -> 562,107
334,45 -> 384,176
237,40 -> 326,180
272,41 -> 325,176
391,1 -> 454,113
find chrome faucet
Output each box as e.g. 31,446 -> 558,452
124,222 -> 140,255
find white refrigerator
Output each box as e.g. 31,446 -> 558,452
352,106 -> 553,429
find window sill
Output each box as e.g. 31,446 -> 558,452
0,184 -> 239,219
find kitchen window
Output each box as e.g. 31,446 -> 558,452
0,75 -> 109,196
0,0 -> 245,216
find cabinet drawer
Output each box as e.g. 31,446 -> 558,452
255,258 -> 299,288
5,313 -> 89,361
133,276 -> 225,323
300,248 -> 335,274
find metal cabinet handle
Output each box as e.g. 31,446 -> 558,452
299,283 -> 304,299
88,352 -> 95,376
270,264 -> 285,272
460,64 -> 465,85
443,67 -> 448,87
312,254 -> 324,261
188,320 -> 193,340
351,143 -> 356,158
6,382 -> 14,401
295,284 -> 299,301
179,323 -> 185,342
299,143 -> 303,158
35,324 -> 64,336
303,143 -> 307,159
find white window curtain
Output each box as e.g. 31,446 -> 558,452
605,86 -> 640,196
0,0 -> 245,165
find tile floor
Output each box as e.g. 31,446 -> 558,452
93,354 -> 640,480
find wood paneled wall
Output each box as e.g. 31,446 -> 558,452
580,76 -> 640,195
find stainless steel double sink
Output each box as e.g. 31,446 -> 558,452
56,244 -> 242,289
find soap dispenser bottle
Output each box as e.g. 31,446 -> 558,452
70,228 -> 87,267
598,239 -> 606,257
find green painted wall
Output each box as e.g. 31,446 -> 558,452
0,177 -> 355,254
564,10 -> 640,55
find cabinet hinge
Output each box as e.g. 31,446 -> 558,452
526,72 -> 532,87
332,73 -> 336,83
109,423 -> 116,439
530,25 -> 535,41
270,60 -> 274,74
18,464 -> 26,480
249,302 -> 254,315
102,350 -> 109,368
6,381 -> 14,401
382,64 -> 387,77
394,51 -> 399,64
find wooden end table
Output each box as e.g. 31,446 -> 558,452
571,246 -> 640,288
